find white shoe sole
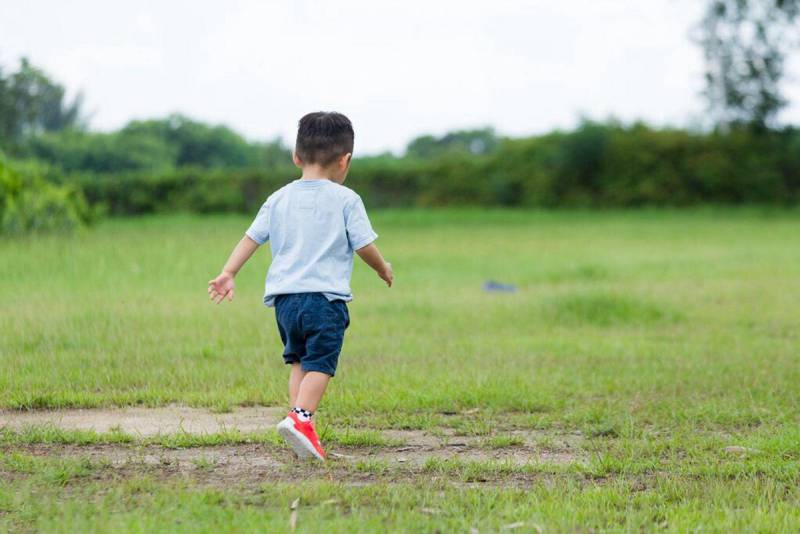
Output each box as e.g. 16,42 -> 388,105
276,417 -> 325,462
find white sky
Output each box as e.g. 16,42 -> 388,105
2,0 -> 799,154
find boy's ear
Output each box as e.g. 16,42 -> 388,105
292,151 -> 303,168
340,152 -> 352,170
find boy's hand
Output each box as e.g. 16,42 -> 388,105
208,234 -> 260,304
208,272 -> 235,304
379,262 -> 393,287
355,243 -> 393,288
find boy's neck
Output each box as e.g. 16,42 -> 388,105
300,164 -> 334,181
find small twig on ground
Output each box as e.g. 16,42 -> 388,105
289,497 -> 299,531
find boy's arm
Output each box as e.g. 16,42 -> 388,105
356,243 -> 393,287
208,235 -> 260,303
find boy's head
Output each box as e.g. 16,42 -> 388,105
293,111 -> 354,183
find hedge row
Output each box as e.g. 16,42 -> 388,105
62,122 -> 800,215
0,157 -> 93,234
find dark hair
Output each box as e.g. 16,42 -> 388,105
295,111 -> 354,167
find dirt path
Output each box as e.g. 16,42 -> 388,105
1,406 -> 586,487
0,405 -> 286,436
10,441 -> 584,488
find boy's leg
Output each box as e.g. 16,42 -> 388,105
288,363 -> 305,407
277,370 -> 330,461
276,295 -> 344,461
291,297 -> 347,414
294,371 -> 331,413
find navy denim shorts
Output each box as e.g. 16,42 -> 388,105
274,293 -> 350,377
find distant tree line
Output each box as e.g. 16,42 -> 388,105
2,0 -> 800,234
44,121 -> 799,216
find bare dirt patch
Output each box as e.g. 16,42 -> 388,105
0,405 -> 285,436
1,406 -> 587,487
7,441 -> 585,489
374,429 -> 581,467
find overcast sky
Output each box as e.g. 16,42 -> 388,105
3,0 -> 800,154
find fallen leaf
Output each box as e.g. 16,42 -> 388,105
502,521 -> 525,530
420,507 -> 441,515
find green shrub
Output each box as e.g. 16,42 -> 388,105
0,156 -> 93,234
74,167 -> 291,215
26,121 -> 800,215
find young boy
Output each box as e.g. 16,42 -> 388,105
207,112 -> 393,461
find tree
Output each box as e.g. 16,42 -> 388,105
697,0 -> 800,131
406,128 -> 498,159
0,58 -> 84,148
120,114 -> 263,168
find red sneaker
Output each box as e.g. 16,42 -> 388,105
276,411 -> 326,461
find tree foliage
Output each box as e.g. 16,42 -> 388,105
406,128 -> 499,159
60,121 -> 800,215
698,0 -> 800,130
0,58 -> 84,147
0,154 -> 92,234
18,114 -> 290,173
2,47 -> 800,225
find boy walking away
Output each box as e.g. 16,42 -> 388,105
207,112 -> 393,461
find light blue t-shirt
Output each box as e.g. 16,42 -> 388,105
245,179 -> 378,307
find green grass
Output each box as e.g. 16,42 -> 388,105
1,456 -> 798,532
2,208 -> 798,428
2,208 -> 800,531
483,434 -> 526,448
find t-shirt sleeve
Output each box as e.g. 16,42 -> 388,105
344,195 -> 378,250
245,198 -> 271,245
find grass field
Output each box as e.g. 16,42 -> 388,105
2,208 -> 799,532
